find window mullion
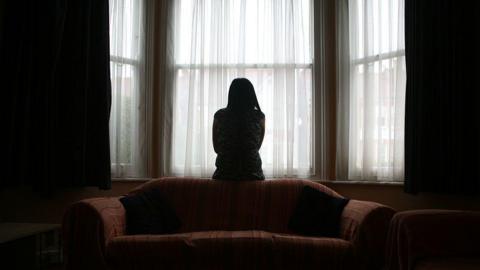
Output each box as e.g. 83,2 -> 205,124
110,55 -> 139,66
174,63 -> 313,69
351,49 -> 405,65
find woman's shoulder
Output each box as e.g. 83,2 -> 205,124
254,109 -> 265,119
215,108 -> 264,119
214,108 -> 228,118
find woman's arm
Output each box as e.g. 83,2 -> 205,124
212,118 -> 219,153
259,118 -> 265,148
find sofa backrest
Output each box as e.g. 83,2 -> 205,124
129,177 -> 343,234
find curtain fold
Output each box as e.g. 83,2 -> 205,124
404,0 -> 480,195
335,0 -> 350,181
153,0 -> 176,177
3,0 -> 112,194
313,0 -> 336,180
169,0 -> 313,178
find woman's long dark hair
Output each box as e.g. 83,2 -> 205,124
227,78 -> 262,113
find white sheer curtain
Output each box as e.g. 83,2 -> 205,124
109,0 -> 148,178
338,0 -> 406,181
171,0 -> 313,178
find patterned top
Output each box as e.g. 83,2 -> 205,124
212,108 -> 265,180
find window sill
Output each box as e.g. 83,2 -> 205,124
313,179 -> 403,187
111,178 -> 152,183
112,177 -> 404,186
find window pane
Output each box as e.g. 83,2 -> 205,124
348,0 -> 405,181
109,0 -> 143,60
175,0 -> 312,65
172,0 -> 313,177
110,62 -> 136,164
349,0 -> 404,60
109,0 -> 145,177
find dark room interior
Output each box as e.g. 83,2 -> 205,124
1,0 -> 480,269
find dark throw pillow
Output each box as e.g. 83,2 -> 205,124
288,185 -> 350,237
119,188 -> 181,235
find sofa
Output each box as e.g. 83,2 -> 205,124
385,210 -> 480,270
63,177 -> 395,270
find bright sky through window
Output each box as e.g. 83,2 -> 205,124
175,0 -> 312,65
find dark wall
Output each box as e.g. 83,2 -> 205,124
0,0 -> 4,44
0,182 -> 138,223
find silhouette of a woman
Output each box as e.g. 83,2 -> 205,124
212,78 -> 265,180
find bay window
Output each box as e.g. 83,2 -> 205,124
107,0 -> 406,182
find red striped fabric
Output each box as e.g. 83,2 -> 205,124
63,177 -> 395,270
129,178 -> 341,234
106,230 -> 353,270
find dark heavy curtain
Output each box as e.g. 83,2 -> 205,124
405,0 -> 480,195
2,0 -> 111,194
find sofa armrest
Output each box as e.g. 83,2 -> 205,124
340,200 -> 395,270
385,210 -> 480,270
63,197 -> 126,270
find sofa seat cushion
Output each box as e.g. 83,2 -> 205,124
106,230 -> 353,270
415,257 -> 480,270
270,233 -> 353,269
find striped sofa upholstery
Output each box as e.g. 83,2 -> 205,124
63,177 -> 395,270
